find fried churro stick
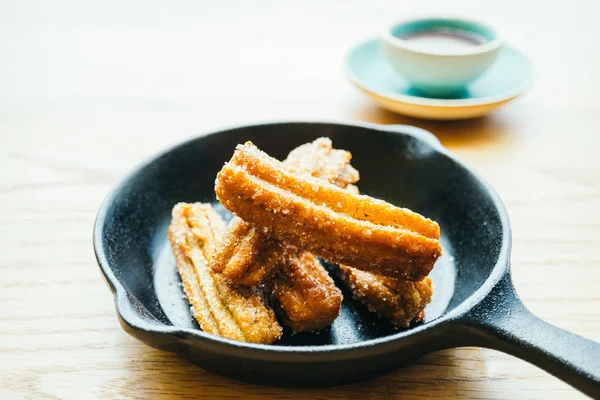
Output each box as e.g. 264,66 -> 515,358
270,251 -> 342,332
337,265 -> 433,328
284,137 -> 359,189
168,202 -> 282,344
211,138 -> 359,286
211,218 -> 293,286
215,142 -> 442,281
332,172 -> 433,327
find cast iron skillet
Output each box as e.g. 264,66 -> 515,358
93,121 -> 600,396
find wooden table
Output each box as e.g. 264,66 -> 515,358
2,1 -> 599,398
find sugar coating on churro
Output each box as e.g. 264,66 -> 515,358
271,251 -> 342,332
210,218 -> 292,286
215,142 -> 442,281
284,137 -> 359,189
168,202 -> 282,344
337,265 -> 433,328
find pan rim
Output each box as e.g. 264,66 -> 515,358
93,119 -> 511,359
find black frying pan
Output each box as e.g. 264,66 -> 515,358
93,121 -> 600,397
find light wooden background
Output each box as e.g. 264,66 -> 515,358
1,0 -> 599,399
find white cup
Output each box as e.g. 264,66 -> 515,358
382,17 -> 503,97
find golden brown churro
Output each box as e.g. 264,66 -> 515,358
210,218 -> 293,286
215,142 -> 442,281
284,137 -> 359,189
211,138 -> 359,286
270,251 -> 342,332
337,265 -> 433,328
168,202 -> 282,344
332,180 -> 433,328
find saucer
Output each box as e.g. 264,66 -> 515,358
346,39 -> 533,120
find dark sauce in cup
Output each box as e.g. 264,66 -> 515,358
399,27 -> 488,51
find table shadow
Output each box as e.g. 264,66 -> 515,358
354,105 -> 517,151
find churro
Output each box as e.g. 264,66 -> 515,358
215,142 -> 442,281
337,265 -> 433,328
270,251 -> 342,332
168,202 -> 282,344
210,218 -> 293,286
284,137 -> 359,189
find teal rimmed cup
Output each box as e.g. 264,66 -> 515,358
382,17 -> 503,97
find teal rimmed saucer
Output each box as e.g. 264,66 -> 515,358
346,39 -> 533,120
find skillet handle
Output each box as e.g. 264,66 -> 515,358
458,273 -> 600,398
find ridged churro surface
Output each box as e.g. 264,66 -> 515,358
210,218 -> 292,286
271,251 -> 342,332
284,137 -> 359,189
215,142 -> 442,281
168,202 -> 282,344
337,265 -> 433,328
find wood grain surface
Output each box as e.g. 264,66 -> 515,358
1,0 -> 599,398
